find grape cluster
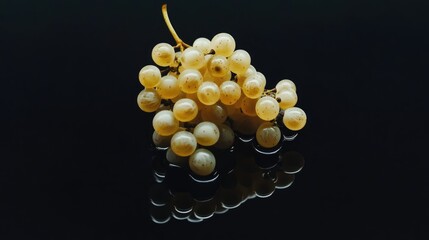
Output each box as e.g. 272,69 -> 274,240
137,4 -> 307,178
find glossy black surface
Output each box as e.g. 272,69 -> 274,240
1,0 -> 428,239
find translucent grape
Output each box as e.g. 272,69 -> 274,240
138,65 -> 161,88
200,103 -> 227,124
137,88 -> 162,113
210,33 -> 236,57
170,130 -> 197,157
275,79 -> 296,92
228,49 -> 251,74
242,75 -> 265,99
236,65 -> 256,87
282,107 -> 307,131
189,148 -> 216,176
240,97 -> 258,117
276,89 -> 298,110
152,110 -> 180,136
255,96 -> 280,121
207,55 -> 230,77
197,81 -> 220,105
219,80 -> 241,105
180,47 -> 205,69
255,122 -> 282,149
214,123 -> 235,149
178,69 -> 203,94
192,37 -> 212,54
193,121 -> 220,146
151,42 -> 175,67
152,130 -> 173,149
172,98 -> 198,122
156,75 -> 180,99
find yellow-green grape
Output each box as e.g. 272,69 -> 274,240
240,97 -> 258,117
193,121 -> 220,146
192,37 -> 212,54
197,81 -> 220,105
282,107 -> 307,131
204,70 -> 232,86
152,130 -> 173,149
172,98 -> 199,122
137,88 -> 162,113
210,33 -> 236,57
156,75 -> 180,99
207,55 -> 230,77
170,130 -> 197,157
180,47 -> 205,69
214,123 -> 235,149
242,75 -> 265,99
256,122 -> 282,148
189,148 -> 216,176
219,81 -> 241,105
276,89 -> 298,110
200,103 -> 227,125
152,110 -> 179,136
255,96 -> 280,121
178,69 -> 203,94
138,65 -> 161,88
151,42 -> 175,67
275,79 -> 296,92
236,65 -> 256,87
228,49 -> 251,74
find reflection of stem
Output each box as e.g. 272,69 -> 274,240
161,4 -> 190,51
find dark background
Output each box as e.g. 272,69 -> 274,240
1,0 -> 428,239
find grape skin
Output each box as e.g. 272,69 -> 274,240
189,148 -> 216,176
282,107 -> 307,131
172,98 -> 199,122
151,42 -> 175,67
255,96 -> 280,121
152,110 -> 179,136
170,130 -> 198,157
138,65 -> 161,88
197,81 -> 220,106
137,88 -> 162,113
255,122 -> 282,149
193,121 -> 220,146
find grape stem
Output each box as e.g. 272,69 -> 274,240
162,4 -> 190,51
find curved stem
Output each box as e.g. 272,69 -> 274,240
162,4 -> 190,50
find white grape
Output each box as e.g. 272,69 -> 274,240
137,88 -> 161,113
192,37 -> 212,54
210,33 -> 236,57
156,75 -> 180,99
172,98 -> 199,122
193,121 -> 220,146
228,49 -> 251,74
197,81 -> 220,105
256,122 -> 282,148
275,79 -> 296,92
276,89 -> 298,110
180,47 -> 205,69
170,130 -> 197,157
219,80 -> 241,105
178,69 -> 203,94
138,65 -> 161,88
200,103 -> 227,124
242,75 -> 265,99
151,42 -> 175,67
282,107 -> 307,131
214,123 -> 235,149
152,110 -> 179,136
189,148 -> 216,176
207,55 -> 230,77
255,96 -> 280,121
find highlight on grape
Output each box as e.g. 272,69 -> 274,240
137,4 -> 307,177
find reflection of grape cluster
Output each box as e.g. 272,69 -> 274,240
137,4 -> 307,178
149,140 -> 305,224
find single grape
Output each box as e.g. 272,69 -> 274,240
156,75 -> 181,99
219,81 -> 241,105
193,121 -> 220,146
228,49 -> 251,74
236,65 -> 256,87
189,148 -> 216,176
282,107 -> 307,131
207,55 -> 230,77
276,89 -> 298,110
180,47 -> 205,69
213,123 -> 235,150
170,130 -> 198,157
275,79 -> 296,92
210,33 -> 236,57
137,88 -> 162,113
255,122 -> 282,149
152,110 -> 179,136
255,96 -> 280,121
200,103 -> 227,125
172,98 -> 199,122
178,69 -> 203,94
242,75 -> 265,99
197,81 -> 220,105
151,42 -> 175,67
193,37 -> 212,54
138,65 -> 161,88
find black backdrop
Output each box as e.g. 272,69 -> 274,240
1,0 -> 428,239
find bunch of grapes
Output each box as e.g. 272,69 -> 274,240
137,4 -> 307,178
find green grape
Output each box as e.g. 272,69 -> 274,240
172,98 -> 199,122
180,47 -> 205,69
282,107 -> 307,131
255,96 -> 280,121
151,42 -> 175,67
192,37 -> 212,54
242,75 -> 265,99
138,65 -> 161,88
219,80 -> 241,105
137,88 -> 161,113
152,110 -> 179,136
275,79 -> 296,92
200,103 -> 227,125
193,121 -> 220,146
210,33 -> 236,57
178,69 -> 203,94
213,123 -> 235,149
276,89 -> 298,110
156,75 -> 181,99
170,130 -> 197,157
197,81 -> 220,105
240,96 -> 258,117
228,49 -> 251,74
